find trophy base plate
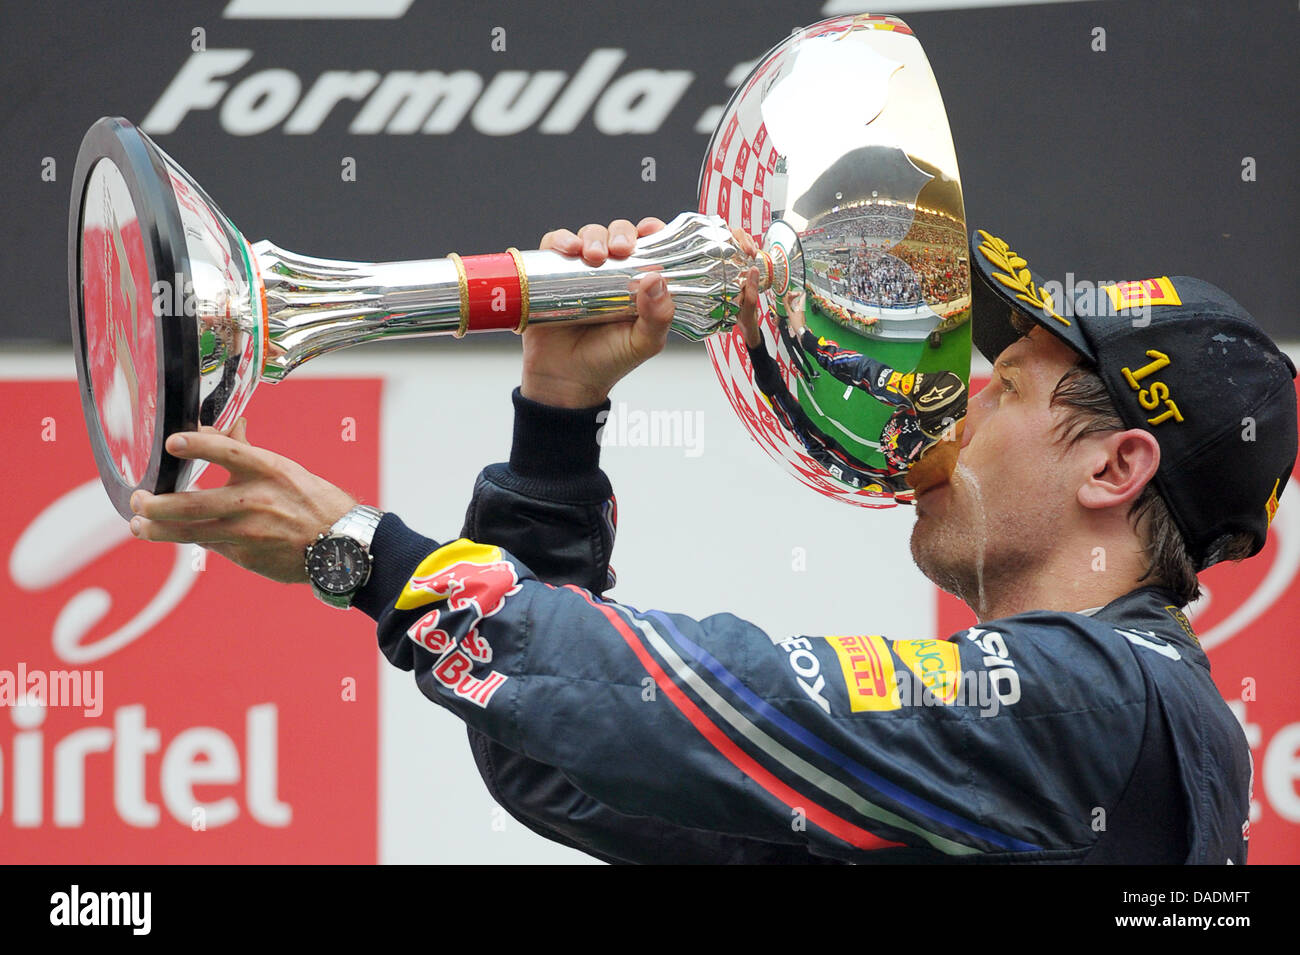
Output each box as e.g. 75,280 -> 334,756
68,117 -> 199,519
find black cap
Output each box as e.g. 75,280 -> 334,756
970,228 -> 1297,569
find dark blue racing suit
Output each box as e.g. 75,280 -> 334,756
354,389 -> 1252,864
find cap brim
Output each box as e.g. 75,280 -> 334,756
970,229 -> 1094,365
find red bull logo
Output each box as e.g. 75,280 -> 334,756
397,540 -> 521,708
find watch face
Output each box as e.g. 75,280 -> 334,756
307,536 -> 369,595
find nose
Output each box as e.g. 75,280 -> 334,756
960,379 -> 998,450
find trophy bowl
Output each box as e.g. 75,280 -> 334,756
70,13 -> 971,519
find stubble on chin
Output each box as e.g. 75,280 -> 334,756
909,513 -> 978,604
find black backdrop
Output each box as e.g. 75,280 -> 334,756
5,0 -> 1297,343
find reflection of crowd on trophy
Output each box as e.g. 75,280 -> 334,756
813,246 -> 968,309
810,202 -> 915,247
802,203 -> 968,313
882,246 -> 968,305
847,252 -> 919,306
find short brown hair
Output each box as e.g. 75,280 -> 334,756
1005,311 -> 1252,605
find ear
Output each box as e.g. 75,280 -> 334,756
1077,428 -> 1161,511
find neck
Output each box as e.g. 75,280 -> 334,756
969,535 -> 1151,622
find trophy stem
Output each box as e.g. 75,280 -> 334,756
255,212 -> 777,382
255,244 -> 464,381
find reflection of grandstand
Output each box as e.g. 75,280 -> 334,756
848,245 -> 967,306
807,247 -> 967,306
800,201 -> 968,340
802,204 -> 965,254
803,200 -> 915,249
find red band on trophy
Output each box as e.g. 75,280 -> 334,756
460,252 -> 526,333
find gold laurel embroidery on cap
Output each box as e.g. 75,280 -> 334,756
976,230 -> 1071,327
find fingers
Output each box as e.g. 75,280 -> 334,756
129,512 -> 237,544
637,216 -> 666,237
736,266 -> 762,348
131,486 -> 246,522
162,430 -> 281,478
784,289 -> 806,333
606,219 -> 638,257
730,226 -> 757,258
198,416 -> 249,442
539,228 -> 582,256
128,484 -> 258,543
576,223 -> 611,266
542,218 -> 663,262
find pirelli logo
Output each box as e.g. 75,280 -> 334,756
1103,276 -> 1181,311
826,635 -> 900,712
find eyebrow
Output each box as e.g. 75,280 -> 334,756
993,357 -> 1031,395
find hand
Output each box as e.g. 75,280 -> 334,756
522,217 -> 674,408
731,227 -> 763,349
785,289 -> 807,337
127,418 -> 357,584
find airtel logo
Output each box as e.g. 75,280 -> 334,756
141,48 -> 706,137
9,479 -> 199,664
5,479 -> 293,833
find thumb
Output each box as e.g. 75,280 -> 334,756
628,271 -> 673,360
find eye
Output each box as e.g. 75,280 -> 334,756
1000,375 -> 1016,394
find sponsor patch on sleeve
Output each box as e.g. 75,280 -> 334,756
397,538 -> 523,710
892,638 -> 962,704
825,635 -> 900,712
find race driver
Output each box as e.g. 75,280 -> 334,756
126,217 -> 1297,864
743,284 -> 967,493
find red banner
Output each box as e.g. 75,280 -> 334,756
0,379 -> 381,863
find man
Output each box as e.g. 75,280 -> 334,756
743,287 -> 966,494
127,218 -> 1296,864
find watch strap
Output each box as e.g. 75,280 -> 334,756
329,504 -> 384,548
307,504 -> 385,609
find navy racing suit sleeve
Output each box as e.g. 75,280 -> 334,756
444,390 -> 824,863
354,468 -> 1166,862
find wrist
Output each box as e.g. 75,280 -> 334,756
520,373 -> 609,410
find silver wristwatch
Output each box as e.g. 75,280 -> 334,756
304,505 -> 385,609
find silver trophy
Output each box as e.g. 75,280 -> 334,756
70,14 -> 971,519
